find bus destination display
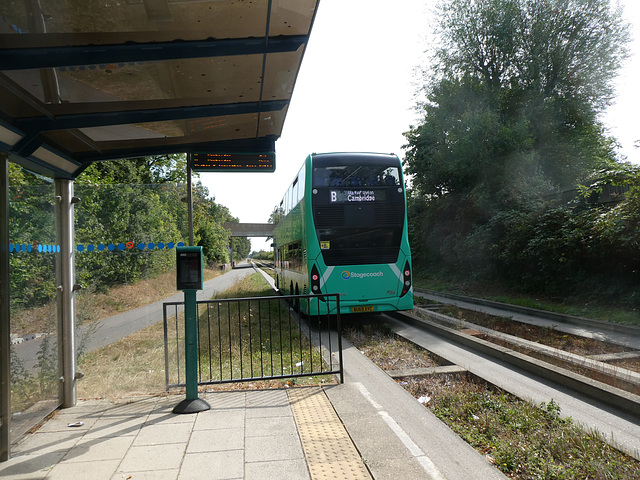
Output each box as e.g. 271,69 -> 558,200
329,189 -> 387,203
191,152 -> 275,172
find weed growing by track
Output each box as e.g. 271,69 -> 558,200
423,381 -> 639,479
344,317 -> 640,480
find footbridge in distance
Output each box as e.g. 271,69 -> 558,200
223,223 -> 273,265
223,223 -> 273,238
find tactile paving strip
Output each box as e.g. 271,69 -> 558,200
289,387 -> 372,480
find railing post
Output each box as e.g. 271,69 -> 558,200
336,295 -> 343,384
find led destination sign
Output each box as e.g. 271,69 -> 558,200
191,152 -> 275,172
330,190 -> 387,203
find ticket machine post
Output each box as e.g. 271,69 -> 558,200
173,246 -> 210,414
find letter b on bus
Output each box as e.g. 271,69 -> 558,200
331,191 -> 337,202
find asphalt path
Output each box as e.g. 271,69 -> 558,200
12,263 -> 256,371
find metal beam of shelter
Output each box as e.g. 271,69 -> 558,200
0,0 -> 320,461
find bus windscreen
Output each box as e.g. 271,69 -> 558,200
312,165 -> 400,188
312,162 -> 405,266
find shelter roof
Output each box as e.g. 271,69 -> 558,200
0,0 -> 319,179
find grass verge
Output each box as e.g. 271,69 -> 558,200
414,273 -> 640,327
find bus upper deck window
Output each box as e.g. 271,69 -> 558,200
383,167 -> 400,185
313,168 -> 330,186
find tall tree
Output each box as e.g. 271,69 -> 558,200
434,0 -> 629,107
406,0 -> 630,197
403,0 -> 631,281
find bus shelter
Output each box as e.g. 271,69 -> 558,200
0,0 -> 320,460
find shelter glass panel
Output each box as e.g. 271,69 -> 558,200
9,179 -> 60,441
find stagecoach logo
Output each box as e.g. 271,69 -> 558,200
342,270 -> 384,280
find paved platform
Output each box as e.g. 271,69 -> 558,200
0,387 -> 371,480
1,354 -> 509,480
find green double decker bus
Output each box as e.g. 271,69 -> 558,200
273,152 -> 413,315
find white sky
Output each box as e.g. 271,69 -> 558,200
199,0 -> 640,251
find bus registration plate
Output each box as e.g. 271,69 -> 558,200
352,306 -> 374,313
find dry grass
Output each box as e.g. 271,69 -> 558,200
82,267 -> 222,323
346,326 -> 440,371
72,267 -> 220,400
439,305 -> 629,356
77,322 -> 167,400
438,305 -> 640,375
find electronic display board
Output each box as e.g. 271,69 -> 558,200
176,246 -> 203,290
329,189 -> 387,203
191,152 -> 275,172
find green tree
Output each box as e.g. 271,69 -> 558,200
78,154 -> 188,185
192,183 -> 233,265
233,237 -> 251,260
8,165 -> 57,308
197,221 -> 230,265
408,0 -> 629,198
404,0 -> 632,291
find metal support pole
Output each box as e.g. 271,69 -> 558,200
184,290 -> 198,401
172,289 -> 209,414
187,156 -> 194,247
55,179 -> 77,408
1,155 -> 10,461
